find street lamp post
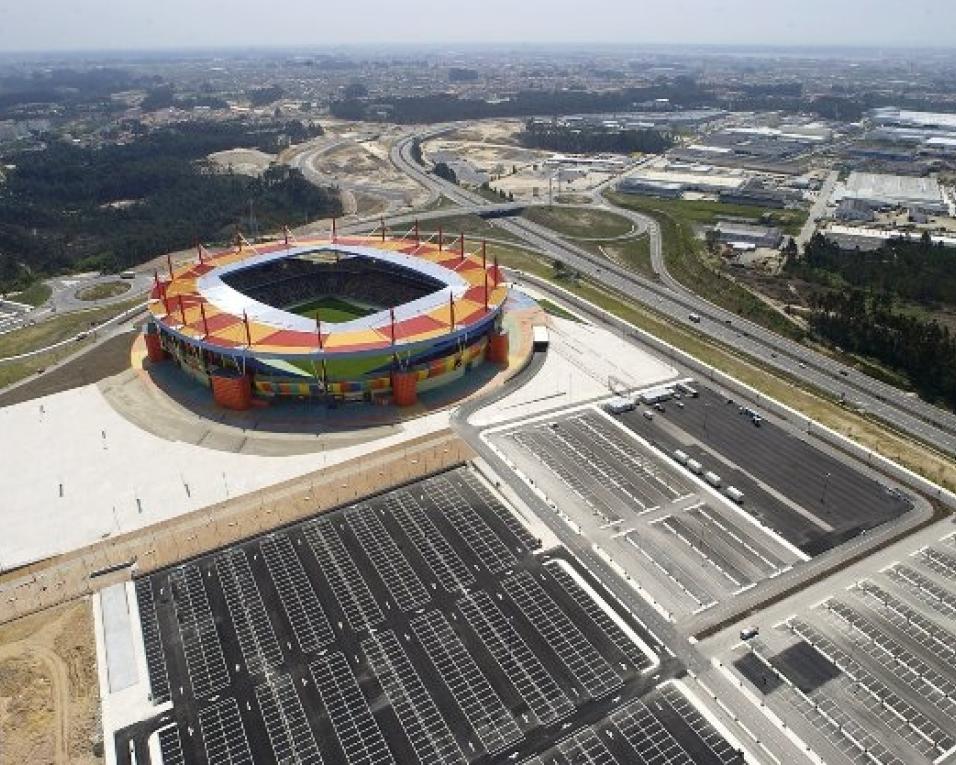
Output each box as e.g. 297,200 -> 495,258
821,471 -> 832,505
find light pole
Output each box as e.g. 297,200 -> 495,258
821,471 -> 832,506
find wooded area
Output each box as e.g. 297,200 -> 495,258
809,289 -> 956,408
791,232 -> 956,306
0,121 -> 340,292
518,120 -> 673,154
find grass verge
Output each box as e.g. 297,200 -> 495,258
417,213 -> 523,244
0,297 -> 143,359
522,206 -> 633,239
9,282 -> 51,307
538,299 -> 582,322
75,280 -> 132,302
605,192 -> 805,340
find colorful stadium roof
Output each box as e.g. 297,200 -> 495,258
148,235 -> 508,358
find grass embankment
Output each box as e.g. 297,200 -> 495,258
415,213 -> 522,245
580,235 -> 654,279
605,192 -> 806,340
490,241 -> 956,493
522,206 -> 634,239
75,280 -> 132,302
9,282 -> 51,307
538,299 -> 582,322
0,297 -> 144,389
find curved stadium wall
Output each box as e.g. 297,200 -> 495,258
145,234 -> 509,407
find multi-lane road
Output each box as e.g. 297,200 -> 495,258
382,128 -> 956,456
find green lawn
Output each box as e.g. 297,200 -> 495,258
538,299 -> 582,322
580,235 -> 654,279
75,280 -> 132,302
606,193 -> 807,236
10,281 -> 52,307
290,296 -> 376,323
0,297 -> 144,359
417,213 -> 523,244
522,206 -> 634,239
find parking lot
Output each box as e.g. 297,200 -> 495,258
617,384 -> 913,555
0,304 -> 26,335
492,409 -> 802,622
116,466 -> 741,764
728,531 -> 956,765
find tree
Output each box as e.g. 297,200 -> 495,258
432,162 -> 457,184
342,82 -> 368,99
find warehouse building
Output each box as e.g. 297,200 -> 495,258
616,177 -> 684,198
714,221 -> 782,249
832,172 -> 947,215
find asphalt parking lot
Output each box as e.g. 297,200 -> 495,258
617,385 -> 913,555
115,466 -> 742,764
726,532 -> 956,765
493,410 -> 802,622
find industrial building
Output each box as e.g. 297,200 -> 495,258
718,179 -> 801,208
831,172 -> 947,215
714,221 -> 783,249
824,224 -> 956,251
616,177 -> 684,198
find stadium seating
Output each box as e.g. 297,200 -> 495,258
221,255 -> 441,312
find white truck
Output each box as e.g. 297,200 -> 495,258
704,471 -> 722,488
725,486 -> 745,504
686,459 -> 703,475
673,449 -> 689,465
604,396 -> 635,414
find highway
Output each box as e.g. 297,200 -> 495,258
383,128 -> 956,455
286,133 -> 427,215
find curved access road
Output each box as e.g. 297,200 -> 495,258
385,128 -> 956,455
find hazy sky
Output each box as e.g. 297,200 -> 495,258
0,0 -> 952,52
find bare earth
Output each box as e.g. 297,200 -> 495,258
0,600 -> 101,765
207,148 -> 276,177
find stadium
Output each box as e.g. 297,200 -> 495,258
145,230 -> 511,409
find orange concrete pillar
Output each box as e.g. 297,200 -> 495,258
487,330 -> 510,365
211,371 -> 252,410
144,332 -> 166,363
391,370 -> 418,406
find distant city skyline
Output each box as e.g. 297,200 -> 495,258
0,0 -> 953,53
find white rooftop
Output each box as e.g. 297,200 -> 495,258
835,172 -> 944,207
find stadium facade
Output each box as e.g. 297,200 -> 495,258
145,233 -> 510,409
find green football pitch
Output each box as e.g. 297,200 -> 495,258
289,296 -> 378,323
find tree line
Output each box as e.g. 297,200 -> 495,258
790,233 -> 956,306
0,120 -> 340,292
518,121 -> 673,154
809,289 -> 956,409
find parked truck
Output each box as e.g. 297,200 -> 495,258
725,486 -> 745,504
686,459 -> 703,475
704,471 -> 722,488
673,449 -> 689,465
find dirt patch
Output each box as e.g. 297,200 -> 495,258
443,120 -> 525,145
0,600 -> 101,765
207,148 -> 276,177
